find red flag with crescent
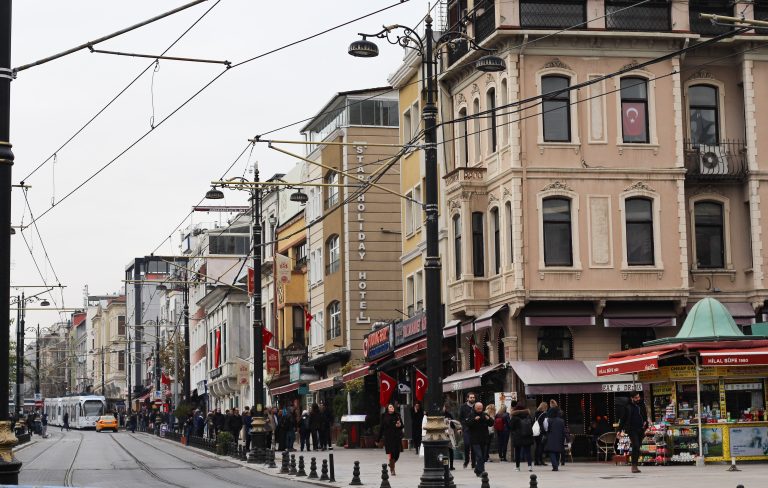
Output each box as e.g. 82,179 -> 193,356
473,345 -> 484,373
379,371 -> 396,407
262,328 -> 273,349
304,307 -> 313,333
414,368 -> 428,402
622,102 -> 646,138
215,330 -> 221,368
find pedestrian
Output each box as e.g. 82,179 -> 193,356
484,403 -> 496,463
411,402 -> 424,453
543,407 -> 565,471
223,409 -> 232,437
299,409 -> 311,451
41,411 -> 48,438
458,392 -> 477,469
494,404 -> 510,461
265,407 -> 276,449
275,408 -> 286,451
214,408 -> 225,437
130,411 -> 137,433
243,407 -> 252,452
62,411 -> 70,432
377,403 -> 404,476
443,404 -> 459,470
509,403 -> 534,472
283,406 -> 296,451
618,392 -> 648,474
466,402 -> 493,477
230,408 -> 243,441
309,403 -> 321,451
533,402 -> 547,465
320,401 -> 333,450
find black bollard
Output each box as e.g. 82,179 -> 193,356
290,454 -> 298,475
320,459 -> 330,481
529,473 -> 538,488
263,449 -> 271,466
349,460 -> 362,485
268,449 -> 277,469
379,463 -> 392,488
298,456 -> 307,476
443,459 -> 451,488
329,453 -> 336,482
481,472 -> 490,488
309,457 -> 319,479
280,451 -> 290,474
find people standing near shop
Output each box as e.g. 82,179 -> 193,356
309,403 -> 322,451
459,392 -> 477,469
213,408 -> 224,437
533,402 -> 548,465
378,403 -> 404,475
284,406 -> 297,451
443,404 -> 458,470
411,402 -> 424,453
484,403 -> 496,463
320,402 -> 334,450
229,408 -> 243,442
510,402 -> 535,472
543,407 -> 565,471
619,392 -> 648,474
467,402 -> 493,477
41,411 -> 48,438
299,409 -> 311,451
494,404 -> 510,461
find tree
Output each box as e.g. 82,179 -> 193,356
158,331 -> 186,387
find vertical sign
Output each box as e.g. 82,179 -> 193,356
266,346 -> 280,375
355,145 -> 370,324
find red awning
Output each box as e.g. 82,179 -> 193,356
700,347 -> 768,366
394,338 -> 427,359
342,365 -> 371,383
596,349 -> 675,376
135,391 -> 151,402
308,377 -> 341,392
270,382 -> 299,396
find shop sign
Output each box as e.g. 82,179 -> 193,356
298,385 -> 309,395
363,323 -> 393,361
354,145 -> 371,325
715,365 -> 768,377
652,383 -> 673,396
289,363 -> 301,382
266,346 -> 280,375
730,426 -> 768,457
394,312 -> 426,346
600,383 -> 643,392
283,342 -> 307,365
494,392 -> 518,411
668,365 -> 697,379
724,382 -> 762,391
237,361 -> 250,386
210,366 -> 222,379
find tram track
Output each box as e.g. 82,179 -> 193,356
109,434 -> 189,488
63,432 -> 84,487
16,432 -> 66,466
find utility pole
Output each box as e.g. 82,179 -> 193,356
101,346 -> 105,395
155,319 -> 160,396
126,335 -> 131,411
35,325 -> 40,395
248,169 -> 266,464
182,271 -> 190,403
173,320 -> 178,409
14,296 -> 22,417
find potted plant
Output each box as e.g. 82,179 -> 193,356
216,431 -> 234,455
337,430 -> 348,448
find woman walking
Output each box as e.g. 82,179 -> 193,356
510,404 -> 535,472
484,404 -> 496,462
543,407 -> 566,471
411,402 -> 424,453
494,404 -> 510,461
533,402 -> 548,466
378,404 -> 404,475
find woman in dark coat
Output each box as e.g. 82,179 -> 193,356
309,403 -> 322,451
411,402 -> 424,453
509,405 -> 535,471
378,404 -> 404,475
543,407 -> 566,471
533,402 -> 548,465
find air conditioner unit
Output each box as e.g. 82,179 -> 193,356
698,145 -> 729,175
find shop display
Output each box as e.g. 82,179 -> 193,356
670,426 -> 698,463
639,425 -> 668,465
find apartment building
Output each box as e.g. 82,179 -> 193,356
91,296 -> 126,406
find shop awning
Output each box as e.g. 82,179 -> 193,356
135,391 -> 151,402
603,302 -> 677,328
474,304 -> 508,331
595,349 -> 676,376
700,347 -> 768,366
342,365 -> 371,383
443,320 -> 461,338
687,301 -> 756,326
394,338 -> 427,359
509,360 -> 637,394
442,363 -> 505,393
270,382 -> 300,396
523,302 -> 596,327
308,377 -> 341,392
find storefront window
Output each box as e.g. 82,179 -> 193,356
677,381 -> 719,419
725,381 -> 765,421
537,327 -> 573,360
620,327 -> 656,350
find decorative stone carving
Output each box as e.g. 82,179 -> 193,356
471,83 -> 480,95
488,193 -> 499,204
503,187 -> 512,197
624,181 -> 656,193
464,168 -> 485,181
689,184 -> 724,197
445,173 -> 460,186
687,69 -> 714,81
455,93 -> 466,106
543,58 -> 571,70
621,59 -> 640,72
448,199 -> 462,210
541,180 -> 573,192
485,73 -> 494,86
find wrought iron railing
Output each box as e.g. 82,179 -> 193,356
605,0 -> 670,31
473,0 -> 496,44
689,1 -> 733,36
683,140 -> 748,180
446,22 -> 469,66
520,0 -> 586,29
295,256 -> 307,269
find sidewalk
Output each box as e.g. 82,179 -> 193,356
150,434 -> 766,488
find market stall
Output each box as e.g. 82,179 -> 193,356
597,298 -> 768,464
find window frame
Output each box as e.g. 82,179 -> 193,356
692,199 -> 728,270
542,197 -> 574,267
537,326 -> 573,360
472,98 -> 482,162
624,197 -> 655,266
619,76 -> 650,144
472,211 -> 485,277
327,301 -> 341,340
505,201 -> 514,265
541,75 -> 572,143
486,87 -> 498,154
325,171 -> 339,209
684,79 -> 727,147
457,106 -> 469,167
326,235 -> 340,275
453,214 -> 463,280
490,207 -> 501,275
404,190 -> 414,236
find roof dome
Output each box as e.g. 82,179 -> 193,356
675,297 -> 744,340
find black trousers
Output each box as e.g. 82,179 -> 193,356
629,431 -> 643,466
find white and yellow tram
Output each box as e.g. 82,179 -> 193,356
43,395 -> 106,429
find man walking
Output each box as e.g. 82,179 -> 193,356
619,392 -> 648,474
458,392 -> 477,469
62,411 -> 70,432
466,402 -> 493,477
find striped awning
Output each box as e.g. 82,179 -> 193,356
270,382 -> 300,396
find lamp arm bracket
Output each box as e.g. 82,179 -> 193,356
359,25 -> 425,56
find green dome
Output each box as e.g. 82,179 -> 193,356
675,297 -> 744,340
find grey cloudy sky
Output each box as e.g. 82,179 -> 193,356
10,0 -> 425,326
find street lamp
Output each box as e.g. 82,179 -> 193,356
349,14 -> 505,488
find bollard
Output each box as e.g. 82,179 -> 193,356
308,457 -> 319,479
329,453 -> 336,482
443,458 -> 451,488
728,458 -> 741,472
529,474 -> 538,488
263,448 -> 272,466
268,449 -> 277,469
290,454 -> 298,475
280,451 -> 290,474
320,459 -> 330,481
480,472 -> 490,488
379,463 -> 392,488
349,460 -> 363,485
298,456 -> 307,476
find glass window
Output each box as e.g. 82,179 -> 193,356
325,171 -> 339,208
695,201 -> 725,268
500,79 -> 509,146
542,76 -> 571,142
406,275 -> 415,316
458,107 -> 469,167
543,198 -> 573,266
621,328 -> 656,350
412,185 -> 422,231
620,77 -> 649,143
327,301 -> 341,340
403,108 -> 412,144
506,201 -> 514,264
473,99 -> 481,160
453,215 -> 462,279
405,191 -> 414,235
625,197 -> 654,265
491,208 -> 500,275
537,327 -> 573,360
472,212 -> 485,277
415,271 -> 423,311
487,88 -> 497,153
689,85 -> 719,146
117,316 -> 126,335
326,235 -> 340,274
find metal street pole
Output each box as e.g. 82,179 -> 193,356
174,320 -> 178,409
127,336 -> 131,409
182,275 -> 190,403
14,296 -> 21,417
101,346 -> 105,394
35,325 -> 40,395
248,171 -> 266,464
155,320 -> 161,395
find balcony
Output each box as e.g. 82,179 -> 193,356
473,0 -> 495,44
605,0 -> 670,32
444,166 -> 487,190
689,1 -> 733,36
520,0 -> 586,29
295,256 -> 307,270
684,140 -> 748,181
446,23 -> 469,66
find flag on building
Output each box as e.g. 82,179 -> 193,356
473,345 -> 484,373
276,253 -> 292,284
304,307 -> 313,332
414,368 -> 428,402
262,328 -> 274,349
379,371 -> 397,407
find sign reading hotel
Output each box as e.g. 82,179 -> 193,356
355,144 -> 371,324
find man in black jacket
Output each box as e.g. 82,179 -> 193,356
619,392 -> 648,474
466,402 -> 493,477
458,392 -> 477,469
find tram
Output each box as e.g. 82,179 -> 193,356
43,395 -> 106,429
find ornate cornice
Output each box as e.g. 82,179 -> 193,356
687,69 -> 715,81
624,181 -> 656,193
543,58 -> 571,71
455,93 -> 466,107
541,180 -> 573,193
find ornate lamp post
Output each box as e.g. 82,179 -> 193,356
349,14 -> 504,488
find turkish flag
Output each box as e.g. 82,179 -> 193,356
215,330 -> 221,368
161,372 -> 171,385
247,267 -> 255,295
414,368 -> 428,402
379,372 -> 397,407
473,345 -> 484,373
262,328 -> 273,349
622,102 -> 646,138
304,308 -> 313,333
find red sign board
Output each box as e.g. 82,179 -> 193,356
266,346 -> 280,375
700,347 -> 768,366
596,351 -> 665,376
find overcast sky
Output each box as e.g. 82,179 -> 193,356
9,0 -> 426,327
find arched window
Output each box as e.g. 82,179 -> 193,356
491,207 -> 500,275
620,77 -> 649,143
453,215 -> 462,279
625,197 -> 654,265
327,301 -> 341,340
542,197 -> 573,266
497,328 -> 506,364
505,201 -> 514,264
326,235 -> 340,275
500,79 -> 509,146
689,84 -> 719,146
694,201 -> 725,268
541,76 -> 571,142
482,332 -> 490,366
473,98 -> 481,161
621,328 -> 656,351
458,107 -> 469,167
537,327 -> 573,360
472,212 -> 485,277
487,88 -> 497,154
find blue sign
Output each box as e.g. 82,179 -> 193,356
394,312 -> 426,346
363,323 -> 393,361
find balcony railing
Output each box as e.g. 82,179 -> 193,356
446,23 -> 469,66
520,0 -> 586,29
295,256 -> 307,269
689,1 -> 733,36
473,0 -> 495,44
683,140 -> 748,180
605,0 -> 670,32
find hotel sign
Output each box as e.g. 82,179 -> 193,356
354,145 -> 371,324
363,323 -> 393,361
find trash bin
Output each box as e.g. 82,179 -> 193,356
340,415 -> 367,449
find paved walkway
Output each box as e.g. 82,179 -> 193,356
149,435 -> 764,488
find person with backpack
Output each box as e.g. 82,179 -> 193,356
494,404 -> 510,461
299,410 -> 311,451
509,403 -> 535,472
533,402 -> 547,466
543,407 -> 566,471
